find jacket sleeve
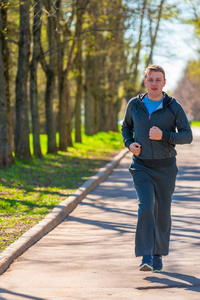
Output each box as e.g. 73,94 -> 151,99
121,99 -> 135,149
162,103 -> 193,145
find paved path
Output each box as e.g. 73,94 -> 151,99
0,128 -> 200,300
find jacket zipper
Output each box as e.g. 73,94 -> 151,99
139,102 -> 154,158
138,95 -> 175,160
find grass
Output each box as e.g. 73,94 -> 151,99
191,120 -> 200,127
0,130 -> 124,252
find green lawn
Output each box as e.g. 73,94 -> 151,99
0,130 -> 124,252
191,120 -> 200,127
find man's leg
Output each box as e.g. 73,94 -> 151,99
153,164 -> 178,256
132,170 -> 155,257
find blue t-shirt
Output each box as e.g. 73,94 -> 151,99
143,96 -> 164,115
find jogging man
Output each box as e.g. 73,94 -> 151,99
121,65 -> 193,272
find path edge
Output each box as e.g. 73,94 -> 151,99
0,148 -> 129,275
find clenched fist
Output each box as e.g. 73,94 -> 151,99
129,142 -> 141,156
149,126 -> 163,140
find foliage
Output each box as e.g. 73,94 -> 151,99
173,61 -> 200,120
171,1 -> 200,121
181,0 -> 200,37
186,59 -> 200,84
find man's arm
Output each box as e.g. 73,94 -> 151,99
121,99 -> 135,149
160,104 -> 193,145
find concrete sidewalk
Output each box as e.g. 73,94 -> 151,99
0,128 -> 200,299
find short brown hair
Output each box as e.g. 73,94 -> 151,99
144,65 -> 166,80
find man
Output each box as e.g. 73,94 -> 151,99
121,65 -> 193,272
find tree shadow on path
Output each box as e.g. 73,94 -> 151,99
0,288 -> 47,300
137,272 -> 200,293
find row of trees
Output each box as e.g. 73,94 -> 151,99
174,0 -> 200,119
0,0 -> 193,167
174,62 -> 200,120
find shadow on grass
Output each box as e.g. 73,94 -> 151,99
0,155 -> 109,215
0,155 -> 109,190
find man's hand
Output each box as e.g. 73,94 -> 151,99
149,126 -> 163,140
129,142 -> 141,156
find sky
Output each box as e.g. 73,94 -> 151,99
153,14 -> 199,92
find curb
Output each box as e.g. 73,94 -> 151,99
0,148 -> 129,275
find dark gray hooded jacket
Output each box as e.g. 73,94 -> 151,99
121,93 -> 193,162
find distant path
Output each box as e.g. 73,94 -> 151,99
191,125 -> 200,136
0,127 -> 200,299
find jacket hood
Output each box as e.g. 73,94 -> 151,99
137,92 -> 174,108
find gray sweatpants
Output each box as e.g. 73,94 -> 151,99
129,159 -> 178,257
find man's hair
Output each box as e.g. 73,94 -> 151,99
144,65 -> 166,80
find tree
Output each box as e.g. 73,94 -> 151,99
84,0 -> 103,135
183,0 -> 200,38
15,0 -> 32,160
40,0 -> 57,154
132,0 -> 147,89
30,0 -> 43,158
102,0 -> 127,132
125,0 -> 170,92
145,0 -> 165,67
84,0 -> 128,133
56,0 -> 74,150
1,0 -> 14,153
0,3 -> 14,167
73,0 -> 89,143
173,61 -> 200,120
174,0 -> 200,119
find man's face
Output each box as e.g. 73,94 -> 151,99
144,71 -> 166,100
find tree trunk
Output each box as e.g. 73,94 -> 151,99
1,0 -> 14,154
56,0 -> 74,150
58,73 -> 67,150
108,98 -> 121,132
98,54 -> 107,132
85,53 -> 95,135
146,0 -> 165,67
41,0 -> 57,154
74,0 -> 89,142
0,7 -> 14,168
84,0 -> 103,135
133,0 -> 147,87
65,78 -> 73,147
15,0 -> 32,160
30,0 -> 42,158
58,72 -> 73,150
56,0 -> 67,151
58,75 -> 73,149
45,69 -> 57,153
75,8 -> 83,143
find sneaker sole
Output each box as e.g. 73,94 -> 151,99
153,268 -> 163,273
139,264 -> 153,271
